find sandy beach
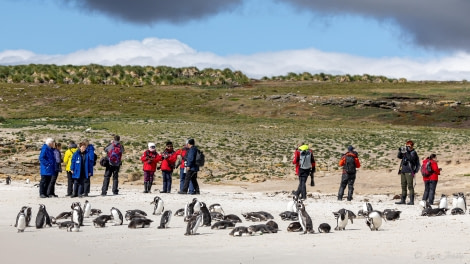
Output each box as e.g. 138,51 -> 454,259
2,166 -> 470,264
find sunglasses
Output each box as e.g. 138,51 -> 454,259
150,146 -> 156,149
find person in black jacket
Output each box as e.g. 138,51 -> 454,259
178,138 -> 200,195
396,140 -> 420,205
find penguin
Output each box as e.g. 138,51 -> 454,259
157,210 -> 172,229
223,214 -> 242,223
128,218 -> 153,229
208,203 -> 225,215
439,194 -> 448,209
419,200 -> 432,210
184,198 -> 198,220
15,207 -> 29,227
83,200 -> 91,218
287,222 -> 303,232
296,201 -> 314,234
111,207 -> 123,225
210,220 -> 236,229
23,206 -> 32,226
35,204 -> 52,229
210,212 -> 224,221
242,212 -> 267,222
5,175 -> 11,185
71,208 -> 81,226
365,211 -> 383,231
265,220 -> 279,231
287,195 -> 298,212
347,210 -> 357,224
55,211 -> 72,220
452,193 -> 459,209
451,208 -> 465,215
90,209 -> 102,216
318,223 -> 331,233
125,210 -> 147,221
193,199 -> 201,212
185,211 -> 202,235
422,208 -> 447,216
151,196 -> 164,215
56,221 -> 75,229
67,223 -> 80,232
255,211 -> 274,220
199,202 -> 212,227
71,202 -> 84,226
16,212 -> 26,232
248,224 -> 277,234
333,209 -> 349,231
363,202 -> 373,214
229,226 -> 251,236
456,192 -> 467,212
279,211 -> 299,221
93,215 -> 113,228
26,179 -> 30,184
174,208 -> 185,217
383,209 -> 401,221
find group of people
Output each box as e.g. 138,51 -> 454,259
292,140 -> 441,205
39,135 -> 124,198
38,135 -> 201,198
140,138 -> 200,195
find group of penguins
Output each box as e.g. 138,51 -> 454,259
419,192 -> 468,216
13,192 -> 469,235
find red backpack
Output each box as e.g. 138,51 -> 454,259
420,159 -> 433,177
108,143 -> 122,167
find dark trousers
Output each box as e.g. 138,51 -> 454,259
47,172 -> 58,196
295,168 -> 310,199
180,168 -> 194,193
422,180 -> 438,204
182,170 -> 199,193
102,165 -> 120,195
73,175 -> 85,196
338,173 -> 356,201
162,171 -> 172,192
39,175 -> 52,196
84,177 -> 91,194
66,171 -> 73,195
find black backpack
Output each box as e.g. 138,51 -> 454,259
344,155 -> 356,174
195,148 -> 205,167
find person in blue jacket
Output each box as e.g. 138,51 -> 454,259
83,139 -> 96,196
178,138 -> 200,195
39,138 -> 56,198
70,142 -> 93,197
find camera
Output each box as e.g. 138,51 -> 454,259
400,146 -> 407,154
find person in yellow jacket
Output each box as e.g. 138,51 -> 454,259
63,141 -> 78,196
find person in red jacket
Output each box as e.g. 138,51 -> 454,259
159,141 -> 178,193
338,146 -> 361,201
292,143 -> 316,186
422,154 -> 441,205
140,143 -> 162,193
292,144 -> 316,200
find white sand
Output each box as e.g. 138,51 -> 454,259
1,176 -> 470,264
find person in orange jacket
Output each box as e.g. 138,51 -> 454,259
338,145 -> 360,201
159,141 -> 178,193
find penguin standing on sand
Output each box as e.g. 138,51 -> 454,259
72,208 -> 81,226
111,207 -> 123,225
296,201 -> 314,234
365,211 -> 383,231
456,192 -> 467,212
83,200 -> 91,218
287,195 -> 299,212
452,193 -> 459,209
35,204 -> 52,229
439,194 -> 448,209
16,212 -> 26,232
185,211 -> 202,235
157,210 -> 172,229
71,202 -> 84,226
6,176 -> 11,185
151,196 -> 164,215
199,202 -> 212,227
333,209 -> 350,231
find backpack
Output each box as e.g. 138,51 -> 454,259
195,148 -> 205,167
299,150 -> 312,170
99,156 -> 109,167
107,143 -> 122,167
344,154 -> 357,174
420,159 -> 433,177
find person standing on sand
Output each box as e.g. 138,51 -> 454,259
293,143 -> 316,187
337,146 -> 360,201
293,144 -> 316,200
396,140 -> 420,205
101,135 -> 124,196
83,139 -> 97,196
47,142 -> 62,197
39,138 -> 56,198
63,141 -> 78,197
178,138 -> 200,195
70,142 -> 92,197
175,143 -> 195,194
422,154 -> 441,205
140,142 -> 162,193
159,141 -> 178,193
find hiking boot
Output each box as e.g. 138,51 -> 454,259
407,195 -> 415,205
177,191 -> 186,195
395,195 -> 406,204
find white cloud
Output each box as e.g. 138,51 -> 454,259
1,37 -> 469,81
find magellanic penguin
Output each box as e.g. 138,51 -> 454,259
184,198 -> 199,220
151,196 -> 164,215
439,194 -> 448,209
287,221 -> 303,232
318,223 -> 331,233
128,218 -> 153,229
55,211 -> 72,220
247,224 -> 277,234
157,210 -> 172,229
125,210 -> 147,221
90,209 -> 102,216
456,192 -> 467,212
35,204 -> 52,229
333,208 -> 350,231
71,208 -> 81,226
210,220 -> 236,230
208,203 -> 225,215
287,195 -> 299,212
296,201 -> 314,234
363,202 -> 373,215
185,211 -> 202,235
365,211 -> 383,231
174,208 -> 185,217
419,200 -> 432,210
279,211 -> 299,221
229,226 -> 251,236
16,212 -> 26,232
452,193 -> 459,209
83,200 -> 91,218
383,209 -> 401,221
93,215 -> 113,228
199,202 -> 212,227
6,175 -> 11,185
451,208 -> 465,215
71,202 -> 84,226
223,214 -> 242,223
15,206 -> 31,227
111,207 -> 123,225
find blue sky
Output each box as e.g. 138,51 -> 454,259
1,0 -> 469,80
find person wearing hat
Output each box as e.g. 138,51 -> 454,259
292,144 -> 316,200
179,138 -> 200,195
337,145 -> 361,201
63,141 -> 78,196
140,142 -> 162,193
396,140 -> 420,205
38,137 -> 56,198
